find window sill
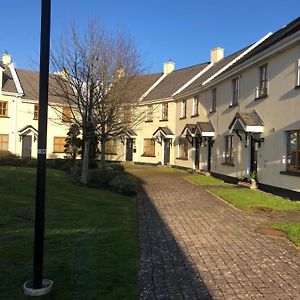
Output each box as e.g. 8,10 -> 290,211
222,162 -> 235,167
228,104 -> 238,108
176,157 -> 188,160
179,116 -> 186,120
105,153 -> 117,155
159,119 -> 168,122
295,85 -> 300,90
145,120 -> 153,123
53,152 -> 64,154
280,171 -> 300,177
208,110 -> 216,114
255,94 -> 268,100
33,118 -> 38,120
191,114 -> 199,118
141,154 -> 156,157
0,116 -> 9,118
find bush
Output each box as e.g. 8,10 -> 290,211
105,163 -> 124,172
23,159 -> 37,168
0,150 -> 22,166
109,174 -> 139,196
87,169 -> 120,187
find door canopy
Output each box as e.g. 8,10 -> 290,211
229,111 -> 264,133
153,127 -> 174,143
18,125 -> 38,141
125,129 -> 137,138
181,122 -> 215,138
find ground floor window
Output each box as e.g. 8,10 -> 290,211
53,137 -> 66,153
143,139 -> 155,157
0,134 -> 9,151
105,139 -> 118,155
177,138 -> 188,159
225,135 -> 234,164
287,130 -> 300,172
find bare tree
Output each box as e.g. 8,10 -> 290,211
51,20 -> 144,183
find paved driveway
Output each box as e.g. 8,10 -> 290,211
133,168 -> 300,300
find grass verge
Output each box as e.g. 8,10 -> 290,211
186,174 -> 227,186
270,223 -> 300,247
210,187 -> 300,211
0,167 -> 138,299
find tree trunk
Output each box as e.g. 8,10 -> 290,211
80,139 -> 90,184
100,139 -> 106,169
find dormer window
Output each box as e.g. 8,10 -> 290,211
230,78 -> 239,107
192,96 -> 199,117
0,101 -> 8,117
256,64 -> 268,98
180,100 -> 186,119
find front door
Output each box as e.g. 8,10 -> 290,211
163,139 -> 170,165
126,138 -> 133,161
22,135 -> 32,158
250,136 -> 258,176
194,138 -> 200,169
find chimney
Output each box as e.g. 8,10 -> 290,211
163,60 -> 175,75
2,51 -> 11,65
210,47 -> 224,63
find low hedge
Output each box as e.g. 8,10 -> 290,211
109,174 -> 139,196
87,169 -> 120,187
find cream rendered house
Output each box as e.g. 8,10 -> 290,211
0,53 -> 71,158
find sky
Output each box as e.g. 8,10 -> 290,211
2,1 -> 300,74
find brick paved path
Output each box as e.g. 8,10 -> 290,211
134,169 -> 300,300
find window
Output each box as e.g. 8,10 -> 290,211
0,101 -> 8,117
287,130 -> 300,172
123,107 -> 132,123
53,137 -> 66,153
180,100 -> 186,118
161,103 -> 168,121
105,139 -> 117,155
62,106 -> 71,123
143,139 -> 155,156
225,135 -> 234,164
177,138 -> 188,159
297,57 -> 300,87
257,64 -> 268,98
145,105 -> 153,122
192,97 -> 199,116
0,134 -> 9,150
210,88 -> 217,112
34,104 -> 39,120
230,78 -> 239,107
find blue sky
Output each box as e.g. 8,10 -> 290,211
2,1 -> 299,73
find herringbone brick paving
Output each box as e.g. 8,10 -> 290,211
133,168 -> 300,300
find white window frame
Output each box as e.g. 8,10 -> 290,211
297,57 -> 300,87
230,77 -> 239,107
192,96 -> 199,116
161,103 -> 168,120
210,88 -> 217,112
146,105 -> 153,122
180,100 -> 186,118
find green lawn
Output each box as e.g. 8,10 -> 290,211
0,167 -> 139,299
186,174 -> 227,186
211,187 -> 300,211
270,223 -> 300,247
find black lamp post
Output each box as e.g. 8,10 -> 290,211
23,0 -> 53,295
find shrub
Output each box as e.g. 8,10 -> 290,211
0,150 -> 22,166
109,174 -> 139,196
23,159 -> 37,168
106,163 -> 124,172
87,169 -> 120,187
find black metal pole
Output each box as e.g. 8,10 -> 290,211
33,0 -> 51,289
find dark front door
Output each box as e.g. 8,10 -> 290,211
207,138 -> 212,172
126,138 -> 133,161
22,135 -> 32,158
250,136 -> 258,175
163,139 -> 170,165
194,138 -> 200,169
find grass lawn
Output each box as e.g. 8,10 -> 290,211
211,187 -> 300,211
270,223 -> 300,247
0,167 -> 138,299
186,174 -> 227,186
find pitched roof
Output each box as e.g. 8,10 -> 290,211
176,46 -> 251,97
197,121 -> 215,133
229,111 -> 264,132
153,126 -> 174,137
0,62 -> 18,93
142,63 -> 210,102
16,68 -> 69,104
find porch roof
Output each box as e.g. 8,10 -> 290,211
181,124 -> 197,137
229,111 -> 264,133
18,125 -> 38,136
196,122 -> 215,137
126,129 -> 138,138
153,127 -> 174,139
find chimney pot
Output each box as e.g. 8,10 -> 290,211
2,52 -> 11,65
210,47 -> 224,63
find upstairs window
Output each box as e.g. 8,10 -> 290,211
192,96 -> 199,116
230,78 -> 239,107
145,105 -> 153,122
53,137 -> 66,153
210,88 -> 217,112
177,138 -> 188,159
0,101 -> 8,117
143,139 -> 155,157
161,103 -> 168,121
297,56 -> 300,87
62,106 -> 72,123
34,104 -> 39,120
257,64 -> 268,98
0,134 -> 9,151
287,130 -> 300,172
225,135 -> 234,164
180,100 -> 186,119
